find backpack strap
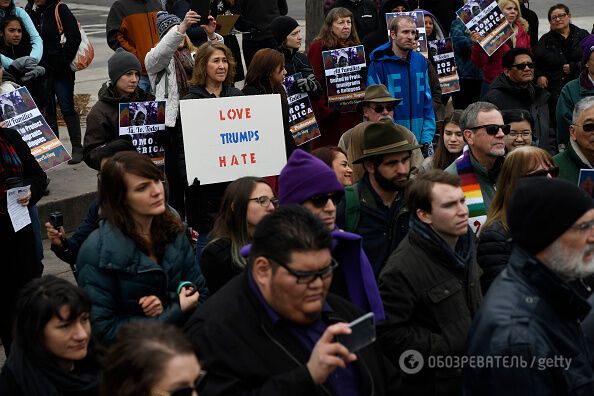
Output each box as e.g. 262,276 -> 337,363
344,183 -> 360,233
54,0 -> 64,35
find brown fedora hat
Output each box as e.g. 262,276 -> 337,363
353,122 -> 421,163
356,84 -> 402,112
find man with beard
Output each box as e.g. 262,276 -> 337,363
379,170 -> 482,395
464,177 -> 594,394
445,102 -> 505,233
336,121 -> 420,277
338,84 -> 423,183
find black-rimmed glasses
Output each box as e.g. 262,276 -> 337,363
511,62 -> 535,70
524,166 -> 559,178
307,191 -> 344,208
170,370 -> 207,396
266,256 -> 339,284
249,196 -> 280,208
573,123 -> 594,133
467,124 -> 511,135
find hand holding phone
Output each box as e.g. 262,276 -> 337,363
191,0 -> 210,23
336,312 -> 376,353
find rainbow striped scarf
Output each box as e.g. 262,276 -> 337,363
455,146 -> 487,234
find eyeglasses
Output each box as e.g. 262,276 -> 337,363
507,130 -> 532,139
573,123 -> 594,133
370,103 -> 395,113
266,256 -> 339,284
570,219 -> 594,233
524,166 -> 559,178
550,12 -> 568,21
307,191 -> 344,208
249,196 -> 280,208
468,124 -> 511,135
511,62 -> 535,70
170,371 -> 207,396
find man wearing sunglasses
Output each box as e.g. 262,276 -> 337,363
337,121 -> 420,277
338,84 -> 424,183
483,47 -> 557,154
184,206 -> 399,395
465,177 -> 594,394
278,149 -> 384,319
554,96 -> 594,183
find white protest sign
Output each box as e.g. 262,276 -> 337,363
179,94 -> 287,185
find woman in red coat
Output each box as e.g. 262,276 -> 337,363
307,7 -> 363,148
471,0 -> 530,96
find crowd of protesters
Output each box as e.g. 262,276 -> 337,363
2,0 -> 594,394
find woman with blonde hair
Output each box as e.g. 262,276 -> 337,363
307,7 -> 362,148
477,146 -> 558,292
471,0 -> 530,95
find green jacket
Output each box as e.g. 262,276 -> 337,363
445,150 -> 502,211
556,76 -> 594,146
553,140 -> 593,184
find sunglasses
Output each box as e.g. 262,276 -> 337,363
170,371 -> 207,396
468,124 -> 511,135
249,196 -> 280,208
573,123 -> 594,133
307,191 -> 344,208
524,166 -> 559,178
265,256 -> 339,285
370,103 -> 395,113
511,62 -> 535,70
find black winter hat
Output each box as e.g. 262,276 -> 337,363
269,16 -> 300,44
108,48 -> 141,84
507,177 -> 594,254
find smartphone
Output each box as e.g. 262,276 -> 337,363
336,312 -> 376,353
191,0 -> 210,22
49,211 -> 64,230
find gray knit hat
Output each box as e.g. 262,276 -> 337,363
108,48 -> 141,84
156,11 -> 181,38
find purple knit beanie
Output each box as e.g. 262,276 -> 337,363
279,149 -> 344,205
581,34 -> 594,68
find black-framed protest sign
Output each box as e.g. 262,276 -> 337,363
456,0 -> 514,56
119,100 -> 166,167
429,38 -> 460,94
283,73 -> 321,146
322,45 -> 367,113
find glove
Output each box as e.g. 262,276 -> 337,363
306,74 -> 318,92
296,78 -> 310,93
10,56 -> 38,73
21,65 -> 45,82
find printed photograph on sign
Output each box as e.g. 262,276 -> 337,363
455,0 -> 513,56
283,73 -> 321,146
322,45 -> 367,113
579,169 -> 594,198
385,11 -> 428,58
119,101 -> 166,167
428,38 -> 460,94
0,87 -> 71,170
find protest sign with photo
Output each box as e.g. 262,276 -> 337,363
119,101 -> 166,167
0,87 -> 71,171
579,169 -> 594,198
322,45 -> 366,112
428,38 -> 460,94
283,73 -> 321,146
456,0 -> 513,56
385,11 -> 428,58
179,94 -> 287,185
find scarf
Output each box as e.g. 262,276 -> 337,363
174,48 -> 193,98
0,133 -> 23,212
455,146 -> 486,234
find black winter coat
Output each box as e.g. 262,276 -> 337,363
483,74 -> 557,154
464,247 -> 594,395
278,45 -> 322,96
28,0 -> 81,77
200,238 -> 243,294
378,220 -> 483,395
476,220 -> 511,294
181,84 -> 243,232
534,24 -> 589,98
184,271 -> 400,396
330,0 -> 379,41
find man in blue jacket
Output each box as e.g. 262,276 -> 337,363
367,15 -> 436,153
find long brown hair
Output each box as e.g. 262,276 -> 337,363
99,152 -> 183,262
189,42 -> 236,86
484,146 -> 553,231
314,7 -> 360,49
432,110 -> 463,170
244,48 -> 285,95
209,177 -> 273,267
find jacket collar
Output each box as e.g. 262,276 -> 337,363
568,139 -> 594,169
468,148 -> 503,182
509,246 -> 591,320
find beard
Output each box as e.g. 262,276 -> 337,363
374,167 -> 407,192
544,239 -> 594,281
